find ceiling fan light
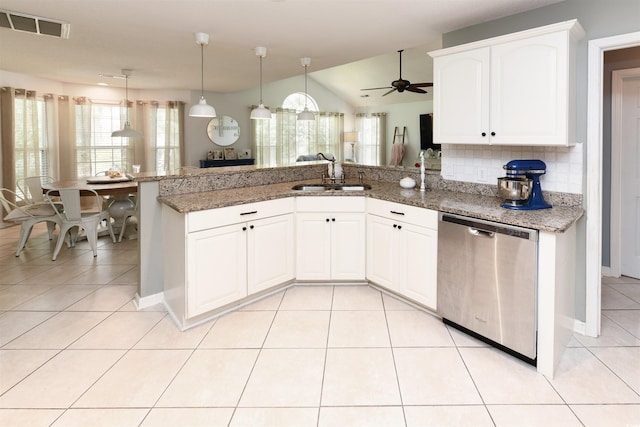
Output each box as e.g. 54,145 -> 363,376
112,122 -> 142,138
189,96 -> 216,118
250,104 -> 272,119
297,107 -> 315,121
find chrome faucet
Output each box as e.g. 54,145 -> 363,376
318,153 -> 345,184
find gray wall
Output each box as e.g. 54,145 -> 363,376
441,0 -> 640,321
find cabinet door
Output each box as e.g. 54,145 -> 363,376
248,214 -> 295,294
331,213 -> 366,280
490,31 -> 569,146
366,214 -> 398,290
433,47 -> 490,144
296,212 -> 332,280
398,222 -> 438,310
187,223 -> 246,317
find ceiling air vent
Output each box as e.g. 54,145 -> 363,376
0,9 -> 70,38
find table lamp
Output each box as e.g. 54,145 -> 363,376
344,131 -> 359,162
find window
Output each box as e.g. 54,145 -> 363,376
14,92 -> 49,198
252,93 -> 342,167
75,102 -> 133,176
356,113 -> 387,166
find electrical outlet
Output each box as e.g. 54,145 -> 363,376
477,168 -> 489,183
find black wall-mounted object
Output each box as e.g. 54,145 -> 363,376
420,113 -> 440,151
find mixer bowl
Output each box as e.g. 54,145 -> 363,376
497,177 -> 532,202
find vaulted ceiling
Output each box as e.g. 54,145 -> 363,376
0,0 -> 564,106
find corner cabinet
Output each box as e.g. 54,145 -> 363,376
162,198 -> 295,328
366,198 -> 438,310
296,196 -> 366,281
429,19 -> 584,146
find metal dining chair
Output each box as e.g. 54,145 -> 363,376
16,176 -> 55,204
46,188 -> 116,260
0,188 -> 63,256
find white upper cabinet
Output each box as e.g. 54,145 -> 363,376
429,20 -> 584,146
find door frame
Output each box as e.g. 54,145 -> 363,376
586,32 -> 640,337
610,67 -> 640,278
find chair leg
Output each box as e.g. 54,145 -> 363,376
107,218 -> 116,243
118,215 -> 130,243
52,225 -> 72,261
15,225 -> 33,257
46,222 -> 56,240
86,225 -> 99,257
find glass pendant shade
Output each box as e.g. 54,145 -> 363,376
112,69 -> 142,138
251,47 -> 271,120
298,57 -> 315,121
189,32 -> 216,118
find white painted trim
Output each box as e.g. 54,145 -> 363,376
586,31 -> 640,338
133,292 -> 164,310
574,319 -> 586,336
611,68 -> 640,279
601,266 -> 612,277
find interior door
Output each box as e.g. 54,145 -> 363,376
617,70 -> 640,279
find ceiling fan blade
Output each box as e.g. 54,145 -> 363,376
382,88 -> 397,96
409,82 -> 433,88
361,86 -> 393,91
406,86 -> 427,94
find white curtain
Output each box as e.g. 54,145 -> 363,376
356,113 -> 386,166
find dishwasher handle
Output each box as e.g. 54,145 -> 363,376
469,228 -> 494,238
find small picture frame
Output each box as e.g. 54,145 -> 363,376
223,147 -> 236,160
237,149 -> 251,160
212,150 -> 224,160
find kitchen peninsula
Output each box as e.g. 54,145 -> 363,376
132,163 -> 583,378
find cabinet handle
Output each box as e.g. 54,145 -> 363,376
326,218 -> 330,222
397,225 -> 402,230
481,132 -> 487,137
240,210 -> 258,216
393,224 -> 397,228
242,226 -> 247,231
250,225 -> 254,230
491,132 -> 496,136
331,218 -> 336,222
390,210 -> 405,216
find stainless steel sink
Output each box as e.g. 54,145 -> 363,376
291,183 -> 371,191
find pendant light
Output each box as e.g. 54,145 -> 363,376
297,57 -> 315,121
189,32 -> 216,118
250,47 -> 272,120
111,69 -> 142,138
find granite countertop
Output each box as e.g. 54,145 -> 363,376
158,179 -> 583,233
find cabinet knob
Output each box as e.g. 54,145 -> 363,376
326,218 -> 330,222
491,132 -> 496,136
481,132 -> 487,137
242,226 -> 247,231
250,225 -> 254,230
331,218 -> 336,222
393,224 -> 397,228
397,225 -> 402,230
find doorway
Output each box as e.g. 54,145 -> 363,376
611,67 -> 640,280
586,31 -> 640,338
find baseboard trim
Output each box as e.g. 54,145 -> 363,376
134,292 -> 164,310
573,319 -> 587,336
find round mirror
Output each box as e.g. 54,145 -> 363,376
207,115 -> 240,146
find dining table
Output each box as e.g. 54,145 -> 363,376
44,177 -> 138,239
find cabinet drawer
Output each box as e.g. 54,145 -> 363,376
367,198 -> 437,229
296,196 -> 365,213
188,197 -> 295,232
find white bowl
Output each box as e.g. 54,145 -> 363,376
399,177 -> 416,189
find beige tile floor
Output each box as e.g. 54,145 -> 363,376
0,223 -> 639,426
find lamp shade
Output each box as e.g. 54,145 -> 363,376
189,96 -> 216,117
112,122 -> 142,138
297,107 -> 315,121
250,104 -> 272,119
344,131 -> 359,143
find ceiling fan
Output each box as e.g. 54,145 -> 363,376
361,49 -> 433,96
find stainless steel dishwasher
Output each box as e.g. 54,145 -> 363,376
437,213 -> 538,365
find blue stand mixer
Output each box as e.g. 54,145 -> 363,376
499,160 -> 552,210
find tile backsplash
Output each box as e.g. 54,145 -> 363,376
441,143 -> 583,194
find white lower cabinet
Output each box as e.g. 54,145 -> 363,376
296,197 -> 366,281
366,198 -> 438,310
163,198 -> 295,325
